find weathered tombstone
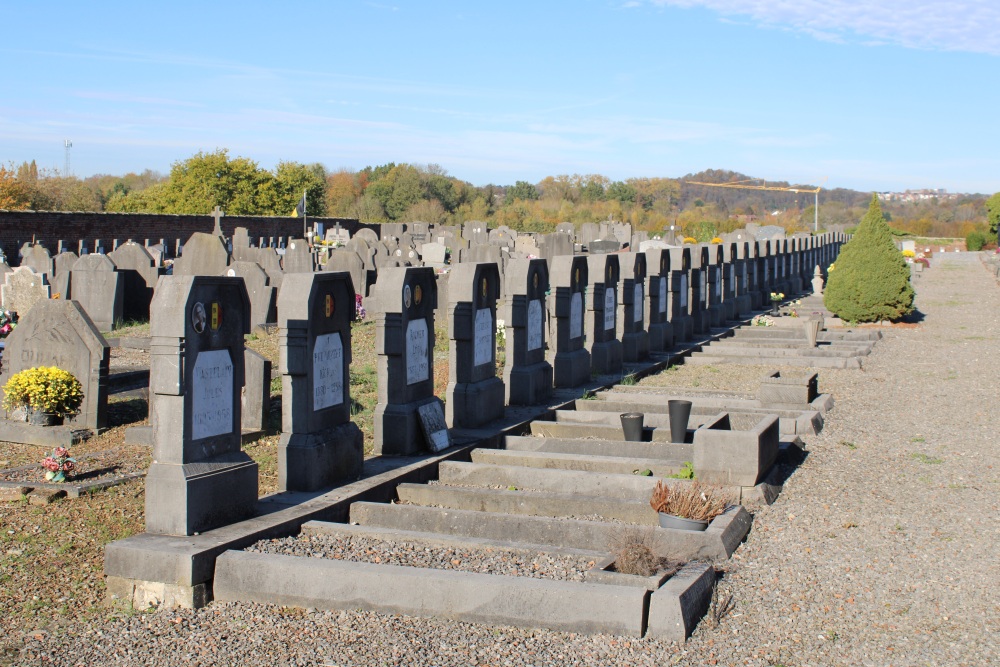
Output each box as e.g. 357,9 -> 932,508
617,252 -> 649,362
705,244 -> 725,327
69,254 -> 124,332
282,239 -> 314,273
144,276 -> 256,536
514,235 -> 540,257
588,239 -> 620,254
578,223 -> 600,247
503,259 -> 552,405
277,272 -> 363,491
1,267 -> 51,316
555,222 -> 575,237
644,248 -> 674,353
224,261 -> 276,329
355,228 -> 380,246
462,244 -> 501,265
172,232 -> 229,276
21,244 -> 53,277
108,241 -> 160,322
489,227 -> 516,248
462,221 -> 489,246
50,251 -> 79,300
667,247 -> 693,342
688,246 -> 710,334
253,247 -> 284,290
323,249 -> 368,298
537,233 -> 573,262
325,226 -> 351,245
812,265 -> 825,295
421,242 -> 448,266
547,255 -> 590,388
231,228 -> 254,262
445,263 -> 504,428
242,348 -> 271,435
584,254 -> 623,376
372,267 -> 447,456
0,300 -> 109,431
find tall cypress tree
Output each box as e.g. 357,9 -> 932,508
824,194 -> 914,322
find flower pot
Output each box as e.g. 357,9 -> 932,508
658,512 -> 709,532
27,408 -> 62,427
620,412 -> 644,442
770,302 -> 780,316
668,399 -> 692,444
804,318 -> 821,348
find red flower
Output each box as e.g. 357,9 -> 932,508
54,447 -> 69,459
61,461 -> 74,473
43,457 -> 60,472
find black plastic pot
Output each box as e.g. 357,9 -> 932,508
668,399 -> 692,443
620,412 -> 644,442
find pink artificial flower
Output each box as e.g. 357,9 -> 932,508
54,447 -> 69,459
61,461 -> 74,473
43,457 -> 60,472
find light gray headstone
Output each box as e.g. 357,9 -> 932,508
1,267 -> 50,316
172,232 -> 229,276
69,254 -> 123,332
224,261 -> 275,328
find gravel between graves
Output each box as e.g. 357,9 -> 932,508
246,534 -> 596,581
11,255 -> 1000,666
0,448 -> 148,485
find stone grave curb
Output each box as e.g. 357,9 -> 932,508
0,420 -> 93,448
0,449 -> 146,498
213,549 -> 650,637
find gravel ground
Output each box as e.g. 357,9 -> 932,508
246,533 -> 596,581
0,448 -> 148,485
8,254 -> 1000,666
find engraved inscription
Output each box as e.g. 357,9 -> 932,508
406,318 -> 429,385
527,299 -> 543,351
192,349 -> 233,440
658,277 -> 667,314
633,284 -> 643,323
570,292 -> 583,339
313,332 -> 344,410
603,287 -> 615,331
680,274 -> 688,309
474,308 -> 492,367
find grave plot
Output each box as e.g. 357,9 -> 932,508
685,318 -> 881,369
0,447 -> 147,499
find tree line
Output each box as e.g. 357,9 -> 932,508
1,150 -> 995,242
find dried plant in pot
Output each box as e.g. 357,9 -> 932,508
649,479 -> 733,532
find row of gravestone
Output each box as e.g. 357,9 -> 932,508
137,230 -> 845,539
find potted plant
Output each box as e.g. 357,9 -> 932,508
1,366 -> 84,426
649,479 -> 732,532
769,291 -> 784,316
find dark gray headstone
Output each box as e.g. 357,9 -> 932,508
617,252 -> 649,362
144,276 -> 255,536
172,232 -> 229,276
503,258 -> 552,405
21,244 -> 53,277
277,271 -> 362,491
584,254 -> 622,376
50,251 -> 79,301
224,261 -> 275,329
69,254 -> 123,332
282,239 -> 314,273
108,241 -> 160,321
547,255 -> 590,388
242,348 -> 271,434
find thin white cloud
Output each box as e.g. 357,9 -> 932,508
645,0 -> 1000,56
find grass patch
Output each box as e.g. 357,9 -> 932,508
104,319 -> 151,338
911,452 -> 944,465
840,441 -> 857,450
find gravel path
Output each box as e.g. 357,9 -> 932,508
246,533 -> 596,581
13,254 -> 1000,666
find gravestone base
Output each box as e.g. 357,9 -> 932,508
446,377 -> 505,429
505,360 -> 553,406
708,305 -> 725,328
648,322 -> 674,353
672,315 -> 694,342
621,331 -> 649,363
750,292 -> 763,309
736,295 -> 753,318
723,300 -> 737,321
589,339 -> 623,376
552,349 -> 591,388
0,419 -> 94,448
691,309 -> 711,335
374,396 -> 441,456
278,422 -> 364,492
145,453 -> 259,536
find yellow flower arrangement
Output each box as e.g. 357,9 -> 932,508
683,236 -> 698,244
2,366 -> 84,417
901,249 -> 915,258
710,237 -> 723,244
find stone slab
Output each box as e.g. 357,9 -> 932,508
0,420 -> 92,447
214,550 -> 649,637
647,562 -> 716,641
471,448 -> 687,477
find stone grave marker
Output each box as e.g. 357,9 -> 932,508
503,258 -> 552,405
21,244 -> 53,278
144,275 -> 255,536
555,222 -> 575,236
445,262 -> 504,429
324,249 -> 368,298
224,261 -> 275,329
108,241 -> 160,322
325,226 -> 351,245
705,244 -> 725,327
578,223 -> 599,247
69,254 -> 124,332
231,228 -> 254,262
50,251 -> 79,300
644,248 -> 674,352
1,267 -> 51,316
0,300 -> 109,431
462,221 -> 489,246
282,239 -> 314,273
667,247 -> 693,342
421,242 -> 448,266
277,271 -> 363,491
372,267 -> 444,456
584,254 -> 622,376
538,232 -> 573,262
252,247 -> 284,290
546,255 -> 590,388
242,348 -> 271,435
687,246 -> 709,335
617,252 -> 649,363
588,239 -> 620,254
514,235 -> 540,257
172,231 -> 229,277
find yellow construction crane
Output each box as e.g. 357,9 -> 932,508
685,177 -> 828,233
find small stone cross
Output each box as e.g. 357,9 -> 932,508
212,206 -> 224,236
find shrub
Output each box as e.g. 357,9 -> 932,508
966,230 -> 987,252
823,194 -> 914,323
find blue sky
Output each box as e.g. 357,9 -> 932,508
2,0 -> 998,193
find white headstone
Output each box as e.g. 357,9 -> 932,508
473,308 -> 493,367
406,318 -> 429,385
312,332 -> 344,410
570,292 -> 583,339
604,287 -> 616,331
191,349 -> 234,440
527,299 -> 543,351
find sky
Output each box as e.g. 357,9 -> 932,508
2,0 -> 999,194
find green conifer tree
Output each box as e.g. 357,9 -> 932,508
823,194 -> 914,322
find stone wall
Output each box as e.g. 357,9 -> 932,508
0,211 -> 377,262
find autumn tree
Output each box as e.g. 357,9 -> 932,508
0,164 -> 32,210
